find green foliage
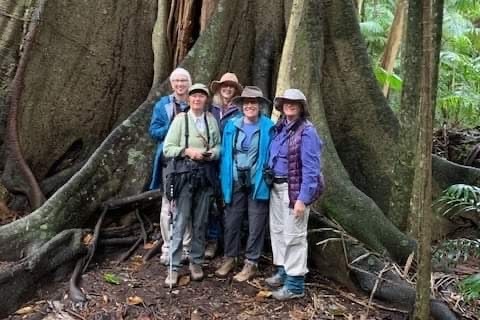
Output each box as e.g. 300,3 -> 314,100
359,0 -> 480,127
437,0 -> 480,127
459,273 -> 480,301
433,239 -> 480,266
374,66 -> 403,91
103,272 -> 121,285
434,184 -> 480,218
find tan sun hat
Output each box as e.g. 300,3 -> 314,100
210,72 -> 243,95
274,88 -> 309,117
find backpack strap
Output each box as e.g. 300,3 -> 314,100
184,113 -> 189,149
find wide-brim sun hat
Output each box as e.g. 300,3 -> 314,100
188,83 -> 210,96
231,86 -> 272,107
274,88 -> 309,117
210,72 -> 243,95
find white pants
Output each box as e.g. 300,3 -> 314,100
269,182 -> 309,276
160,195 -> 192,256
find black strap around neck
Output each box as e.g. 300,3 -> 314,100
184,112 -> 211,150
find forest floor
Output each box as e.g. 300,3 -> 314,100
7,244 -> 412,320
3,127 -> 480,320
6,240 -> 480,320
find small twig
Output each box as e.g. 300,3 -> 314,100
365,263 -> 390,318
118,237 -> 143,263
135,210 -> 148,246
143,240 -> 163,262
305,283 -> 408,314
350,252 -> 373,265
65,308 -> 86,320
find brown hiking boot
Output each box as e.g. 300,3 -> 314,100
204,240 -> 218,259
189,263 -> 204,281
233,261 -> 257,282
164,271 -> 178,287
215,257 -> 236,278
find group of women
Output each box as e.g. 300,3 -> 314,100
149,67 -> 324,301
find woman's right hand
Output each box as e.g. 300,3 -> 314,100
184,148 -> 205,160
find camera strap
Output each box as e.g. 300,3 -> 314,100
183,112 -> 211,150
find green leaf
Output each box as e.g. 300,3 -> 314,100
459,273 -> 480,301
104,272 -> 121,285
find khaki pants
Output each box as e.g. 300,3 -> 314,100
160,195 -> 191,256
269,182 -> 309,276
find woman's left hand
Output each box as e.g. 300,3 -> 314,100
293,200 -> 306,218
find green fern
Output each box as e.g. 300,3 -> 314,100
434,184 -> 480,218
459,273 -> 480,301
433,239 -> 480,271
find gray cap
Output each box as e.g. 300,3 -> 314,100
188,83 -> 210,96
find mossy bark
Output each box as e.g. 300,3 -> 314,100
3,0 -> 156,184
289,0 -> 415,262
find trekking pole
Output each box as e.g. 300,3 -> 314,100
168,182 -> 174,290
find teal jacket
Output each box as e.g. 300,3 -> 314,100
220,115 -> 274,204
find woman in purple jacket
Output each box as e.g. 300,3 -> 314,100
265,89 -> 324,300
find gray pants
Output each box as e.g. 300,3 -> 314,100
170,180 -> 213,269
223,186 -> 268,262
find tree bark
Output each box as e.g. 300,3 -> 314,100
0,0 -> 36,168
152,0 -> 172,88
387,0 -> 423,230
271,0 -> 303,121
2,0 -> 156,186
412,0 -> 434,317
379,0 -> 406,96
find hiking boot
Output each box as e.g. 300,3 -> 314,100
160,254 -> 169,266
204,240 -> 218,259
233,261 -> 257,282
189,263 -> 204,281
215,257 -> 236,278
164,271 -> 178,287
181,249 -> 190,264
265,272 -> 284,288
271,286 -> 305,301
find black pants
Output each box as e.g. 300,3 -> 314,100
223,186 -> 268,262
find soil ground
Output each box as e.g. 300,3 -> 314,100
7,246 -> 409,320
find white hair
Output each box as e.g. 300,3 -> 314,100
169,67 -> 192,87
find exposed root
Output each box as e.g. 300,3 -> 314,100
1,0 -> 47,210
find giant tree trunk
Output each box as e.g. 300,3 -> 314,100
0,0 -> 472,317
1,0 -> 156,208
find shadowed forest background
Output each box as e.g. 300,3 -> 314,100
0,0 -> 479,319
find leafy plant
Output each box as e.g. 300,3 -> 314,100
459,273 -> 480,301
433,184 -> 480,218
374,66 -> 403,91
103,272 -> 121,285
433,238 -> 480,267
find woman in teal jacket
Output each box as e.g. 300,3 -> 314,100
215,86 -> 274,282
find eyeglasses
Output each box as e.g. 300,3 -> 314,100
243,105 -> 259,110
172,79 -> 189,83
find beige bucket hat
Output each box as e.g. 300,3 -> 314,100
274,88 -> 309,117
210,72 -> 243,95
188,83 -> 210,96
231,86 -> 272,107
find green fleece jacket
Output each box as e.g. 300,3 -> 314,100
163,111 -> 221,159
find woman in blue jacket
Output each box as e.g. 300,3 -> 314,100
215,86 -> 274,282
148,67 -> 192,265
